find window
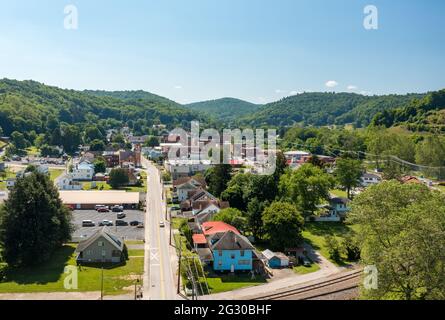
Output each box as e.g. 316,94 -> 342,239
238,260 -> 250,265
231,254 -> 236,259
86,250 -> 92,256
98,241 -> 104,247
218,250 -> 223,257
240,250 -> 245,257
218,261 -> 222,266
112,250 -> 121,257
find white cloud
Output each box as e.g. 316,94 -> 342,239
325,80 -> 339,88
174,85 -> 182,89
275,89 -> 284,94
347,85 -> 358,91
289,90 -> 302,96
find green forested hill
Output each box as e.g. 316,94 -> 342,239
0,79 -> 208,137
239,92 -> 425,128
84,90 -> 181,107
184,98 -> 261,123
371,89 -> 445,133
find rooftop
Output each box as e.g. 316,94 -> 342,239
202,221 -> 240,236
59,190 -> 140,205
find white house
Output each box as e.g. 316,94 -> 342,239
56,174 -> 82,190
165,160 -> 212,180
361,173 -> 382,187
6,178 -> 16,189
71,161 -> 95,181
173,177 -> 207,202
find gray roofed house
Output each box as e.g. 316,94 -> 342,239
211,231 -> 254,251
75,227 -> 125,264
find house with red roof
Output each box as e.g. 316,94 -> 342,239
192,221 -> 255,272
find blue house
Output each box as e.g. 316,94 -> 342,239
210,230 -> 254,272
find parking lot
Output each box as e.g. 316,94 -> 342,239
71,209 -> 145,241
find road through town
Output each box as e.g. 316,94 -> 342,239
142,158 -> 176,300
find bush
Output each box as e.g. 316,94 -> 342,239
324,235 -> 344,263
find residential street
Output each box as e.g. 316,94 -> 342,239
142,158 -> 177,300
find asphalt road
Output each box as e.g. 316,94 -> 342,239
142,158 -> 176,300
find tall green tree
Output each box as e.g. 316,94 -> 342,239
109,168 -> 130,189
212,208 -> 248,232
262,201 -> 304,251
347,181 -> 445,300
279,164 -> 334,217
334,158 -> 363,199
0,172 -> 73,267
205,164 -> 232,197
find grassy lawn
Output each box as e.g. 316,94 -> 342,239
82,180 -> 146,193
26,147 -> 40,156
49,169 -> 65,181
293,263 -> 320,275
330,189 -> 348,198
302,222 -> 357,266
125,240 -> 144,245
0,170 -> 17,191
205,273 -> 267,294
128,249 -> 145,257
437,185 -> 445,193
172,217 -> 188,230
82,181 -> 112,191
0,244 -> 144,295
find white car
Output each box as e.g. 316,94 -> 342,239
159,221 -> 165,228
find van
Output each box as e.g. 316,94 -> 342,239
82,220 -> 95,227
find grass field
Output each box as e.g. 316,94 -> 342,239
0,170 -> 17,191
293,263 -> 321,275
302,222 -> 357,266
49,169 -> 65,181
82,181 -> 146,193
0,244 -> 144,295
330,189 -> 348,198
82,181 -> 112,191
26,147 -> 40,156
205,273 -> 267,294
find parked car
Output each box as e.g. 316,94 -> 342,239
130,220 -> 141,226
159,221 -> 165,228
117,212 -> 126,219
299,256 -> 312,267
112,205 -> 124,212
82,220 -> 95,227
137,223 -> 144,229
99,220 -> 113,226
95,205 -> 107,211
171,206 -> 180,211
115,220 -> 129,226
98,207 -> 110,213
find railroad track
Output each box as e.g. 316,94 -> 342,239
252,270 -> 362,300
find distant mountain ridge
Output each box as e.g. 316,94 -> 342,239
184,98 -> 262,123
238,92 -> 426,128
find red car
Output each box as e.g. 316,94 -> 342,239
97,207 -> 110,213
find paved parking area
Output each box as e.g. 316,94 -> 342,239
72,209 -> 145,241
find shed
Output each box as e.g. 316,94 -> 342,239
262,249 -> 290,269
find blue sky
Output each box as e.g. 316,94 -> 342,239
0,0 -> 444,104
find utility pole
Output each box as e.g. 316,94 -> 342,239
177,244 -> 182,294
